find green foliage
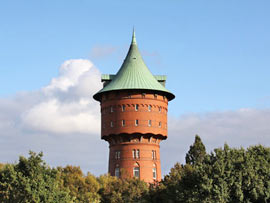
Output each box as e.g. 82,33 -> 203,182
185,135 -> 206,165
154,136 -> 270,203
58,165 -> 100,202
98,174 -> 149,203
0,151 -> 71,203
1,136 -> 270,203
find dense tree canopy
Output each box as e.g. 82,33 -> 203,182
1,136 -> 270,202
0,151 -> 71,202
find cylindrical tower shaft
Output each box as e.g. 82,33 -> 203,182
93,30 -> 175,183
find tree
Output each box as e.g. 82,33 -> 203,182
0,151 -> 71,202
185,135 -> 206,165
98,174 -> 149,203
58,165 -> 101,202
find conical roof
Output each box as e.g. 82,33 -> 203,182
93,30 -> 175,101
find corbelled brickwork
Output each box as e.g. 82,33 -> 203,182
93,30 -> 174,183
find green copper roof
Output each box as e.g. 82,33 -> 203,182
93,30 -> 175,101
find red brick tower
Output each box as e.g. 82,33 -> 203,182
93,31 -> 175,183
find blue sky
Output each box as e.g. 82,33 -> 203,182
0,1 -> 270,175
1,0 -> 270,114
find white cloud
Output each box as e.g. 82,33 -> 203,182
22,59 -> 101,134
161,108 -> 270,175
0,59 -> 107,174
90,45 -> 117,59
0,59 -> 270,177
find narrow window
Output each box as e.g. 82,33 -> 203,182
154,94 -> 157,99
110,106 -> 114,113
122,105 -> 125,112
115,151 -> 121,160
148,120 -> 152,127
152,150 -> 156,160
159,122 -> 162,127
133,167 -> 140,178
148,105 -> 152,112
110,121 -> 114,127
135,104 -> 139,111
132,149 -> 136,159
122,120 -> 125,126
153,167 -> 157,180
136,149 -> 140,159
135,119 -> 139,126
159,107 -> 161,113
115,167 -> 120,178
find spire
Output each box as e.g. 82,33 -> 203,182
131,28 -> 137,44
93,30 -> 175,102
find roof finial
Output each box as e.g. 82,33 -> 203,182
132,27 -> 137,44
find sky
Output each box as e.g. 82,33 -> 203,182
0,0 -> 270,176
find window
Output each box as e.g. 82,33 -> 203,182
154,94 -> 157,99
135,119 -> 139,126
115,167 -> 120,178
159,122 -> 162,127
110,121 -> 114,127
133,167 -> 140,178
122,105 -> 125,112
159,107 -> 161,113
136,149 -> 140,159
132,149 -> 136,159
153,167 -> 157,179
133,149 -> 140,159
110,106 -> 114,113
115,151 -> 120,160
122,120 -> 125,126
152,150 -> 156,160
148,120 -> 152,127
148,105 -> 152,112
135,104 -> 139,111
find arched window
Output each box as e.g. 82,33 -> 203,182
122,120 -> 125,126
115,165 -> 120,178
153,164 -> 157,180
133,163 -> 140,178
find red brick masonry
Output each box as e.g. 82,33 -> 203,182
100,90 -> 168,183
